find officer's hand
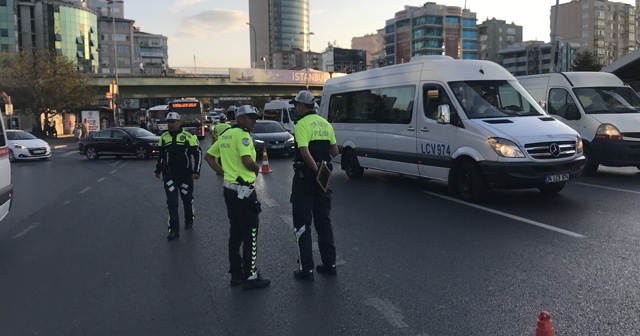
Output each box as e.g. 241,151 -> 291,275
154,172 -> 160,179
192,173 -> 200,180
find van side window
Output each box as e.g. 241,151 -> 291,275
548,88 -> 576,119
423,85 -> 456,120
328,86 -> 415,124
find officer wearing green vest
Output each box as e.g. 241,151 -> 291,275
290,90 -> 339,281
204,105 -> 271,290
154,112 -> 202,240
212,113 -> 231,142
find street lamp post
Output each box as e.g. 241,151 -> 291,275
299,31 -> 314,89
246,22 -> 257,68
107,0 -> 123,126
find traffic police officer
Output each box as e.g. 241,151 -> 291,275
212,113 -> 230,142
204,105 -> 271,290
154,112 -> 202,240
290,90 -> 339,281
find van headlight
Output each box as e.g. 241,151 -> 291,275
577,135 -> 583,153
487,138 -> 525,158
595,123 -> 622,140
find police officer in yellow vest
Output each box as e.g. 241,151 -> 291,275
290,90 -> 339,281
204,105 -> 270,290
212,113 -> 231,142
154,112 -> 202,240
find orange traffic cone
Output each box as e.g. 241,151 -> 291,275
259,147 -> 272,173
535,311 -> 555,336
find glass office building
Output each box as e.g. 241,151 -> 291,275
0,0 -> 17,52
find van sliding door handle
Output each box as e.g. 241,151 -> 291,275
420,127 -> 429,132
407,127 -> 415,131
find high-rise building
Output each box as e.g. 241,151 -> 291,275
499,40 -> 580,76
17,0 -> 99,72
553,0 -> 636,66
134,28 -> 168,75
248,0 -> 311,69
351,30 -> 386,68
477,18 -> 523,63
384,3 -> 477,66
98,16 -> 134,74
81,0 -> 124,18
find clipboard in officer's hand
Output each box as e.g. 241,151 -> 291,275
316,161 -> 331,193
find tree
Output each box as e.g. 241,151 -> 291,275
572,50 -> 603,71
0,50 -> 96,131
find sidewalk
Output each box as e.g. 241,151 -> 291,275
45,134 -> 79,150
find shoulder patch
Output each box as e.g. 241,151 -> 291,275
242,138 -> 250,147
179,134 -> 186,142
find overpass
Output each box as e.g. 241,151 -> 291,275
88,68 -> 336,102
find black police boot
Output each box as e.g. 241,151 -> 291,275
167,230 -> 179,240
230,273 -> 243,287
316,264 -> 337,276
293,269 -> 314,281
185,220 -> 193,230
242,273 -> 271,291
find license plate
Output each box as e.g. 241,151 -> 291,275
545,173 -> 569,183
271,145 -> 284,149
33,150 -> 45,154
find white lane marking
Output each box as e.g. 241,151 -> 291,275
118,161 -> 131,169
364,298 -> 409,329
109,170 -> 117,174
62,151 -> 76,157
12,222 -> 40,239
423,191 -> 586,238
262,197 -> 277,207
572,182 -> 640,195
79,187 -> 92,194
63,200 -> 71,205
97,177 -> 107,183
111,161 -> 121,167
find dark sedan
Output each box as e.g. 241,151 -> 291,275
252,120 -> 295,156
78,127 -> 160,160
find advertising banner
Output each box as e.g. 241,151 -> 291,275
81,110 -> 101,133
122,98 -> 140,109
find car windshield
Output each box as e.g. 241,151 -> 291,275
7,131 -> 38,140
126,128 -> 156,137
449,80 -> 545,119
574,87 -> 640,114
253,122 -> 286,133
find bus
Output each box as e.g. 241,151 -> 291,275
0,110 -> 12,222
167,98 -> 206,138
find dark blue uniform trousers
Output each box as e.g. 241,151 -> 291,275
223,187 -> 260,279
291,177 -> 336,271
163,173 -> 194,233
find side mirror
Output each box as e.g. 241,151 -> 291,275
437,104 -> 451,124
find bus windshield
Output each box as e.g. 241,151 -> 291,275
168,100 -> 204,127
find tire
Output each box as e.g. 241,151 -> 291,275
539,182 -> 565,194
456,161 -> 487,203
343,149 -> 364,179
85,146 -> 99,160
582,145 -> 598,175
135,146 -> 149,160
8,150 -> 14,162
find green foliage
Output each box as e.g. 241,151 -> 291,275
0,50 -> 97,126
572,50 -> 604,71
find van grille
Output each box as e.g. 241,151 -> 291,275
524,141 -> 577,160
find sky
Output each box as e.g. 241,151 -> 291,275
126,0 -> 637,69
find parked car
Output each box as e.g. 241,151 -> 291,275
6,130 -> 51,162
78,127 -> 160,160
252,120 -> 295,156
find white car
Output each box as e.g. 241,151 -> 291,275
6,130 -> 51,162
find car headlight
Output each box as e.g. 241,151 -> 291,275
286,137 -> 295,144
254,139 -> 264,144
13,143 -> 26,150
487,137 -> 525,158
576,135 -> 583,153
595,123 -> 622,140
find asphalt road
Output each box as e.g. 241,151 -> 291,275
1,136 -> 640,335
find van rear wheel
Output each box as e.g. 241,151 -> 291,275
343,149 -> 364,179
456,162 -> 487,202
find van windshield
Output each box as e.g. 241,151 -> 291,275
449,80 -> 545,119
573,87 -> 640,114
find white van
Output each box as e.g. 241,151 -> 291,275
320,55 -> 585,202
518,72 -> 640,174
0,113 -> 12,221
262,100 -> 297,133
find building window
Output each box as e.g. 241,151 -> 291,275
0,29 -> 7,37
445,17 -> 460,23
0,0 -> 6,6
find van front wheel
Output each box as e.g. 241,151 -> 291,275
343,149 -> 364,179
456,162 -> 487,202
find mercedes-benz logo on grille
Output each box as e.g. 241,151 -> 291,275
549,143 -> 561,157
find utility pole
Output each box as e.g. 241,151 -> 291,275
549,0 -> 560,72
